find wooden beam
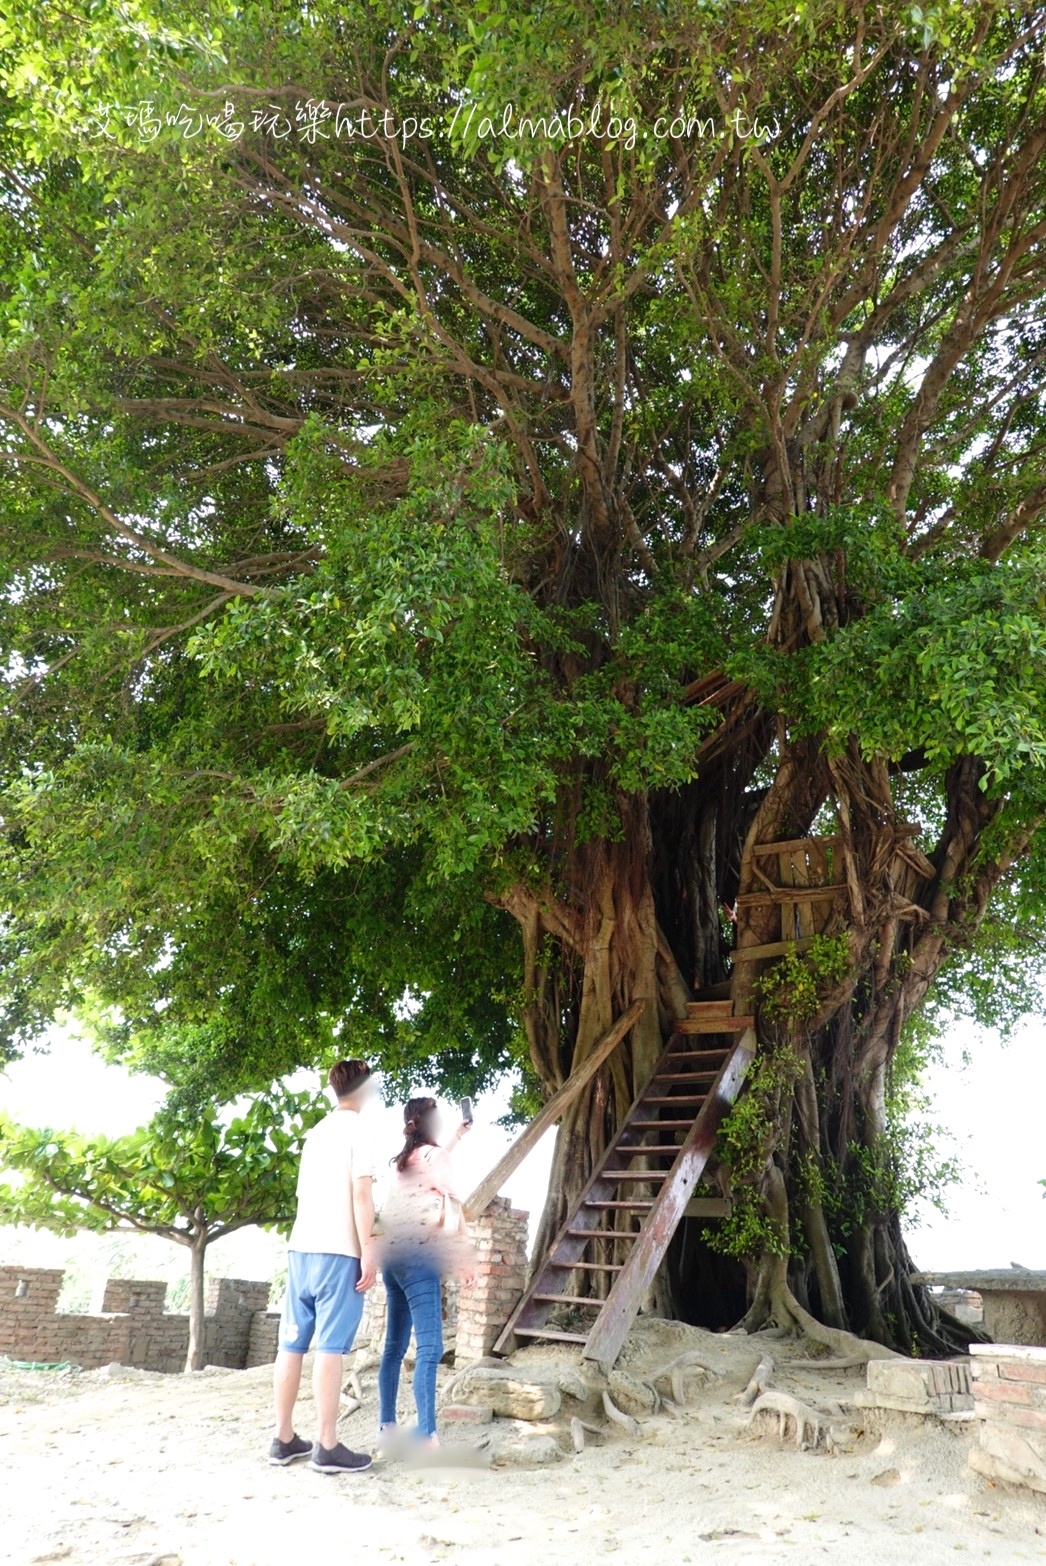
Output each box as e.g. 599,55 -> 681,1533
582,1030 -> 756,1370
728,936 -> 816,962
751,835 -> 842,856
735,884 -> 847,906
463,997 -> 646,1220
683,1197 -> 732,1218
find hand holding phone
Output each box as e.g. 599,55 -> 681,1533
459,1096 -> 474,1130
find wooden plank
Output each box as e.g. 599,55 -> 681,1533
685,999 -> 735,1018
652,1071 -> 723,1083
735,884 -> 847,906
675,1014 -> 755,1033
662,1048 -> 731,1062
513,1328 -> 587,1342
464,997 -> 645,1219
729,936 -> 817,962
532,1294 -> 602,1307
564,1231 -> 636,1242
582,1030 -> 756,1369
683,1197 -> 731,1218
551,1258 -> 625,1270
751,835 -> 842,856
585,1200 -> 657,1209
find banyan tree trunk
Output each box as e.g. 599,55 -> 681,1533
505,735 -> 1007,1357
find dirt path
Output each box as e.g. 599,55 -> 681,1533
3,1336 -> 1046,1566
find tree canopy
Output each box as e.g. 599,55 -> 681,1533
0,0 -> 1044,1349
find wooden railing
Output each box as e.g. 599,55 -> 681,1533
462,997 -> 646,1220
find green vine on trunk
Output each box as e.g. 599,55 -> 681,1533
704,1044 -> 804,1261
753,933 -> 851,1022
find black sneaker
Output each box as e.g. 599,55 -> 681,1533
269,1433 -> 312,1466
309,1441 -> 373,1474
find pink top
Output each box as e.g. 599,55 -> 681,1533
403,1143 -> 460,1201
379,1143 -> 462,1235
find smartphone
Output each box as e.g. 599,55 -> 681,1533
459,1096 -> 474,1125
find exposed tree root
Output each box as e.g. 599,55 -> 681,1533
570,1416 -> 605,1452
735,1353 -> 775,1408
744,1274 -> 903,1364
602,1390 -> 640,1437
745,1390 -> 847,1452
790,1354 -> 868,1371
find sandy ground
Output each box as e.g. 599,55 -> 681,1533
3,1324 -> 1046,1566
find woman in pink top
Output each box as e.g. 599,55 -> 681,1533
376,1097 -> 473,1447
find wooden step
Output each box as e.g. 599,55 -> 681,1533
601,1171 -> 668,1181
652,1071 -> 721,1083
585,1199 -> 656,1209
629,1144 -> 685,1154
685,999 -> 735,1018
550,1258 -> 624,1270
532,1293 -> 602,1307
564,1230 -> 636,1242
662,1049 -> 730,1062
675,1014 -> 754,1034
691,981 -> 732,1001
642,1095 -> 708,1107
513,1328 -> 588,1343
630,1119 -> 695,1130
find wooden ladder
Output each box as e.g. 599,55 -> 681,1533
493,1003 -> 756,1369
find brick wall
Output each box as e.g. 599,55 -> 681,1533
969,1344 -> 1046,1493
0,1266 -> 268,1374
248,1262 -> 461,1369
3,1209 -> 530,1377
860,1355 -> 973,1415
454,1199 -> 529,1366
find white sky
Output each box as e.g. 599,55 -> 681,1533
1,1013 -> 1043,1291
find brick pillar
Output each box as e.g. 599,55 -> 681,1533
454,1199 -> 528,1366
97,1279 -> 169,1315
0,1267 -> 64,1362
969,1344 -> 1046,1494
204,1278 -> 272,1367
358,1275 -> 388,1352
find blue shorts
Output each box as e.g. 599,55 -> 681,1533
279,1251 -> 365,1354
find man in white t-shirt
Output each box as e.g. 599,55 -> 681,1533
270,1058 -> 380,1474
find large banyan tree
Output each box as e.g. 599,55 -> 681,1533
1,1 -> 1045,1354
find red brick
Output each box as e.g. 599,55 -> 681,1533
974,1381 -> 1032,1405
997,1407 -> 1046,1430
1000,1361 -> 1046,1385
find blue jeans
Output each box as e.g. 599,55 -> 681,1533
377,1260 -> 444,1437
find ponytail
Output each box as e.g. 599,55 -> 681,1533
393,1096 -> 439,1173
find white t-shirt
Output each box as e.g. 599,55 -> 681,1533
287,1108 -> 378,1258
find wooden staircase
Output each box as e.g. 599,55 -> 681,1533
493,1003 -> 756,1369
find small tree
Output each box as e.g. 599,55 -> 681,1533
0,1089 -> 326,1370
